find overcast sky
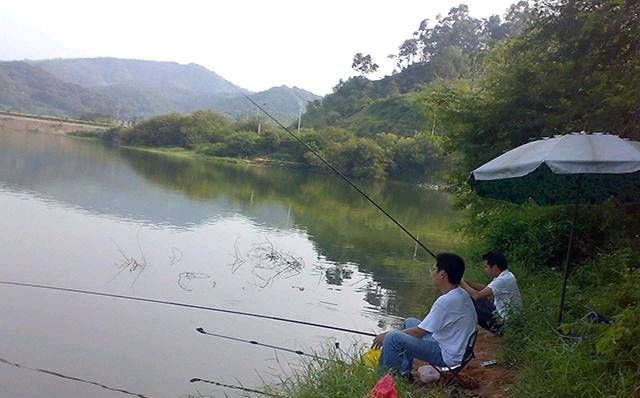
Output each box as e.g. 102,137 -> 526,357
1,0 -> 516,94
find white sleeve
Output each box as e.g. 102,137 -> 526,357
418,299 -> 444,332
487,277 -> 504,295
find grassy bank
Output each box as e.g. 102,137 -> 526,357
270,199 -> 639,398
460,200 -> 640,397
498,263 -> 639,397
266,349 -> 449,398
69,131 -> 308,169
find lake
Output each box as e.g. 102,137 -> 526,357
0,130 -> 460,397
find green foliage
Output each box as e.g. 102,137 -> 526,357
329,137 -> 390,180
115,112 -> 442,182
272,346 -> 447,398
216,130 -> 260,158
374,133 -> 445,182
182,110 -> 232,144
493,256 -> 640,397
426,0 -> 640,177
120,114 -> 189,147
352,53 -> 379,74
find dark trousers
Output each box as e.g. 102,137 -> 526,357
474,298 -> 503,333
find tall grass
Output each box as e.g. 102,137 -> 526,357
465,259 -> 640,397
268,347 -> 449,398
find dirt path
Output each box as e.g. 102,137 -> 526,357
413,329 -> 514,397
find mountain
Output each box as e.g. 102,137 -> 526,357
209,85 -> 321,124
27,58 -> 321,121
31,57 -> 248,95
0,61 -> 118,118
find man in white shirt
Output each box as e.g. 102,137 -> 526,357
372,253 -> 477,377
461,251 -> 522,333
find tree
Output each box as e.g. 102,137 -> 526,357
421,0 -> 640,177
352,53 -> 379,74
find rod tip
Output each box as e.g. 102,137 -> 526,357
196,327 -> 205,333
190,378 -> 201,383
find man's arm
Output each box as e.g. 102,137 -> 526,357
372,327 -> 427,349
461,279 -> 493,301
462,278 -> 487,291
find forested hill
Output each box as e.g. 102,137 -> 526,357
0,57 -> 320,121
31,58 -> 247,96
0,61 -> 118,118
302,2 -> 536,137
209,85 -> 320,124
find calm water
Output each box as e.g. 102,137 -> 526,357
0,130 -> 459,397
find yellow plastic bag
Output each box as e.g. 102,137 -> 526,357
361,348 -> 381,368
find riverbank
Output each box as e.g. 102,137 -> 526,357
0,112 -> 109,135
273,327 -> 511,398
279,251 -> 639,397
69,132 -> 450,189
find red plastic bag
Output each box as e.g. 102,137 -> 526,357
365,374 -> 398,398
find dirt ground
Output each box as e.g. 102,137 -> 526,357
413,329 -> 514,397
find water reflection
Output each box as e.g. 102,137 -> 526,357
0,131 -> 459,316
116,147 -> 460,315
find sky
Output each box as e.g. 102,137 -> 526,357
1,0 -> 516,95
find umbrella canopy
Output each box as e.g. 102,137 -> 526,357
468,132 -> 640,327
470,133 -> 640,205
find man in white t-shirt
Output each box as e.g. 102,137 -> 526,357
372,253 -> 477,377
461,251 -> 522,333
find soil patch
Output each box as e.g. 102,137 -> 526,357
413,329 -> 514,397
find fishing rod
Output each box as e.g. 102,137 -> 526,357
195,327 -> 331,361
0,280 -> 376,337
240,93 -> 437,259
190,377 -> 282,397
0,356 -> 150,398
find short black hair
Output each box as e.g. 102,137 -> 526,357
435,253 -> 465,285
482,251 -> 508,271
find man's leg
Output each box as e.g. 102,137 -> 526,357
379,319 -> 447,375
401,317 -> 421,329
474,298 -> 502,333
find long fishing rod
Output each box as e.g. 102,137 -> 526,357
0,280 -> 376,337
0,356 -> 150,398
190,377 -> 282,397
240,93 -> 437,259
195,327 -> 330,361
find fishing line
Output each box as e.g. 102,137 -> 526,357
195,327 -> 331,361
0,280 -> 376,337
240,93 -> 437,259
0,356 -> 150,398
190,377 -> 282,397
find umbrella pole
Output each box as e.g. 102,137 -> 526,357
557,201 -> 579,328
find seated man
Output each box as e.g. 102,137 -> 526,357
373,253 -> 477,377
461,251 -> 522,333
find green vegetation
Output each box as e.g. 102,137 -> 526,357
102,111 -> 446,182
269,349 -> 448,398
420,1 -> 640,396
259,0 -> 640,396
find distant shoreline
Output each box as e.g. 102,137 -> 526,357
0,111 -> 111,132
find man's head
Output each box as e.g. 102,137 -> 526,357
431,253 -> 465,290
482,251 -> 508,277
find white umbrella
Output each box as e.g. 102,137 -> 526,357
469,132 -> 640,325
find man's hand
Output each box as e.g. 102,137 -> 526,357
372,331 -> 387,349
